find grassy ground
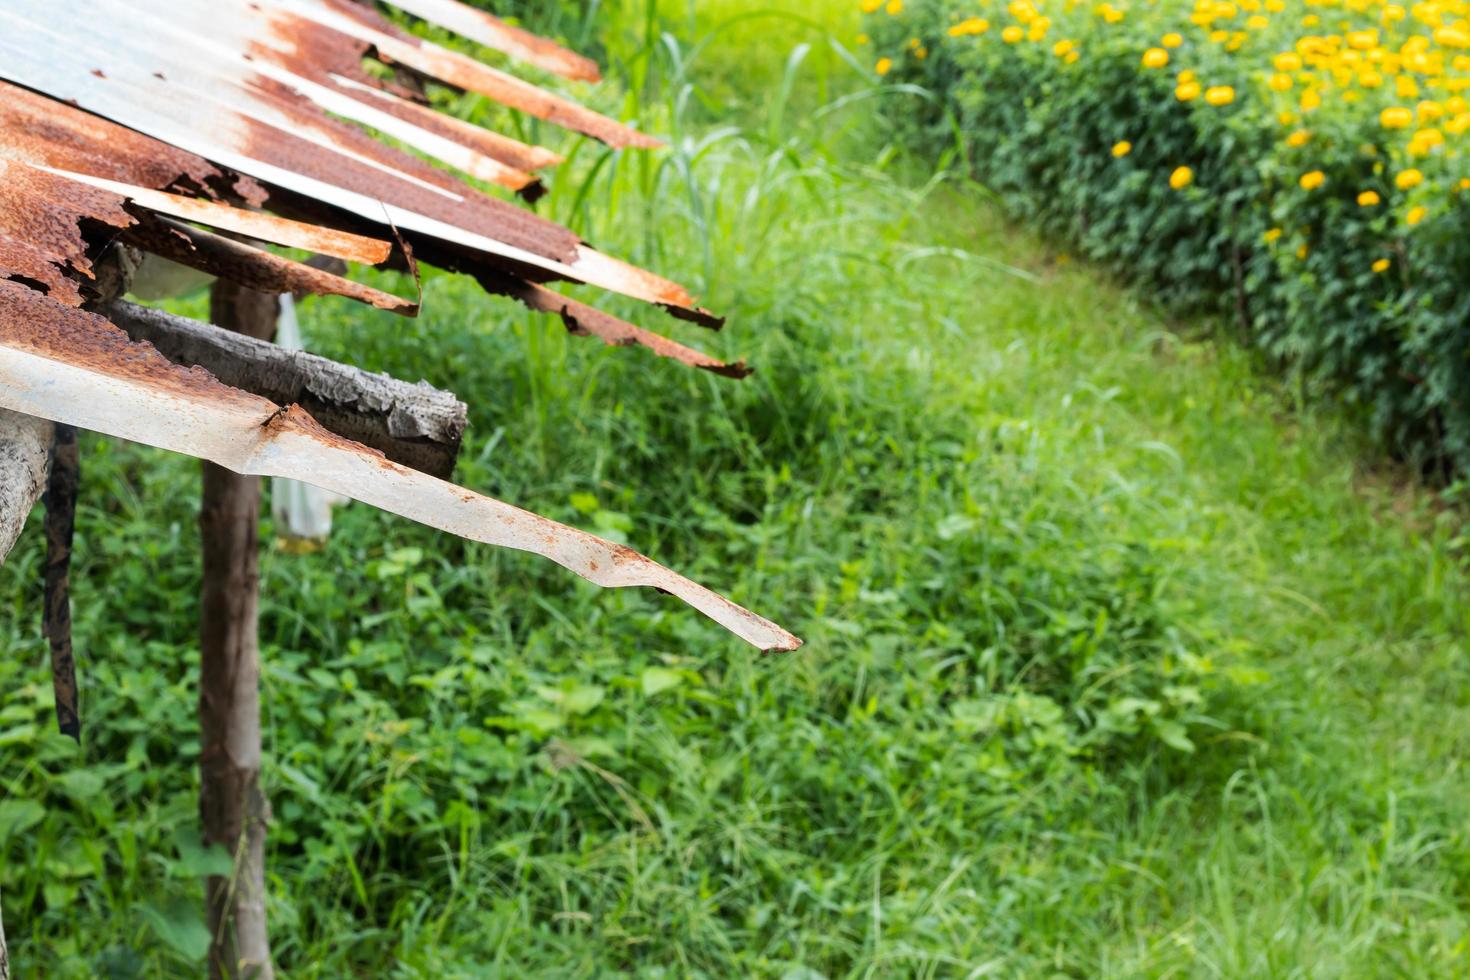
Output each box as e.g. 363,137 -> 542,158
2,2 -> 1469,976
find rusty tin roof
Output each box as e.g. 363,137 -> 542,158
0,0 -> 797,652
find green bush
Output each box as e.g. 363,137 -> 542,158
866,0 -> 1470,477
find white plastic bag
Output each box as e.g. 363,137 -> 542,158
270,295 -> 349,545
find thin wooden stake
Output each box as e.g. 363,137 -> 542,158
199,281 -> 277,980
43,423 -> 80,741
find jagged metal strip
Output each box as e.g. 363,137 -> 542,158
381,0 -> 602,82
282,0 -> 659,148
0,282 -> 802,652
95,0 -> 541,194
44,166 -> 392,265
0,0 -> 705,314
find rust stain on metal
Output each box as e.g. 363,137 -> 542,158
384,0 -> 602,83
0,280 -> 253,406
323,72 -> 559,180
247,13 -> 553,195
0,82 -> 265,207
122,216 -> 417,315
297,0 -> 662,149
0,159 -> 135,303
488,274 -> 751,379
46,165 -> 392,264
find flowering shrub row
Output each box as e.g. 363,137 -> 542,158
864,0 -> 1470,475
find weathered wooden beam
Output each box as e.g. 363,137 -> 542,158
0,408 -> 48,980
199,280 -> 275,980
0,409 -> 52,562
106,301 -> 468,480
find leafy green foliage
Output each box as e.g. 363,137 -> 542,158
0,1 -> 1468,976
867,0 -> 1470,478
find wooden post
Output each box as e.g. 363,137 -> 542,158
199,281 -> 277,980
0,409 -> 52,980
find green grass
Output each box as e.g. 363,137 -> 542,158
2,2 -> 1470,976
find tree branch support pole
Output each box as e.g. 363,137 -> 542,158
200,281 -> 278,980
0,409 -> 53,979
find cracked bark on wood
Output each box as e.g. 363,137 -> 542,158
105,300 -> 467,479
0,410 -> 48,980
0,409 -> 52,563
199,281 -> 276,980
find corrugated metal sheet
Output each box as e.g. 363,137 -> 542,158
0,0 -> 799,651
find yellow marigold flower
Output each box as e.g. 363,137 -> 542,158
915,46 -> 928,59
856,33 -> 870,45
1054,40 -> 1075,57
1346,30 -> 1378,51
1372,258 -> 1391,273
875,57 -> 893,76
1177,80 -> 1202,101
1297,242 -> 1310,259
1418,101 -> 1444,122
1205,85 -> 1236,106
1435,26 -> 1470,49
1170,166 -> 1194,189
1247,15 -> 1269,30
1299,170 -> 1326,190
1357,190 -> 1381,206
1460,178 -> 1470,191
1269,73 -> 1294,91
1286,129 -> 1311,147
1263,227 -> 1283,243
1162,33 -> 1184,48
1274,52 -> 1302,72
1300,89 -> 1321,111
860,0 -> 882,13
947,17 -> 989,37
1406,206 -> 1427,225
1112,140 -> 1132,157
886,0 -> 903,13
1002,25 -> 1024,43
1142,47 -> 1169,68
1395,168 -> 1424,190
1380,106 -> 1413,128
